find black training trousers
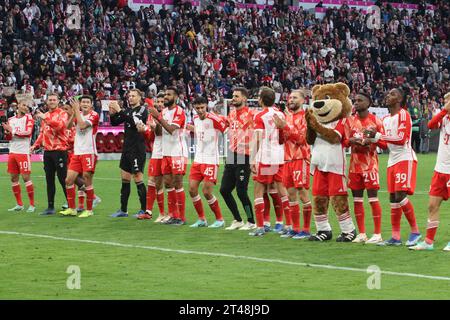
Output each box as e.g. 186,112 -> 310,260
220,153 -> 254,223
43,150 -> 68,209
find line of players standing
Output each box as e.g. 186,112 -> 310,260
3,87 -> 449,251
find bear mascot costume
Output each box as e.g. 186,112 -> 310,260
305,82 -> 358,242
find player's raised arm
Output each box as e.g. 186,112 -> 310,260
428,97 -> 450,129
70,98 -> 91,130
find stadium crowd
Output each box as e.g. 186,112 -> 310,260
0,0 -> 449,128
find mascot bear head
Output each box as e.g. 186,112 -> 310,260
310,82 -> 352,123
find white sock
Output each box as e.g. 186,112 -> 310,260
338,212 -> 355,234
315,214 -> 331,232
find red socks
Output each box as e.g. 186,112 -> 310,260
290,202 -> 301,232
353,197 -> 365,234
66,185 -> 76,209
269,191 -> 283,223
192,195 -> 205,220
254,197 -> 265,228
353,197 -> 383,235
207,196 -> 223,220
78,190 -> 85,209
176,188 -> 186,222
390,202 -> 402,240
369,198 -> 382,234
167,188 -> 178,218
157,190 -> 165,215
86,186 -> 94,211
399,198 -> 419,233
146,181 -> 156,212
302,202 -> 312,232
12,182 -> 23,206
425,220 -> 439,244
25,181 -> 34,206
263,193 -> 271,223
281,196 -> 292,226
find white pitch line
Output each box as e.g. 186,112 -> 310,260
1,230 -> 449,282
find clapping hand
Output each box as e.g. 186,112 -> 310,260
348,137 -> 364,146
363,128 -> 377,139
1,122 -> 12,134
273,114 -> 286,129
108,101 -> 121,115
148,106 -> 160,119
36,110 -> 46,121
69,98 -> 80,112
136,123 -> 147,133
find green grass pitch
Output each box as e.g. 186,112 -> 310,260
0,154 -> 449,299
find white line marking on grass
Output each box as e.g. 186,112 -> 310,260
1,230 -> 449,282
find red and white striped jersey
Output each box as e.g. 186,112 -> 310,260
253,107 -> 285,165
161,105 -> 188,157
193,113 -> 227,165
74,111 -> 99,155
376,108 -> 417,167
428,109 -> 450,174
6,113 -> 34,154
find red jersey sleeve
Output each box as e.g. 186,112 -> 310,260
375,116 -> 388,149
379,109 -> 410,145
333,118 -> 347,142
210,114 -> 227,133
172,107 -> 186,128
428,109 -> 448,129
86,112 -> 99,128
33,130 -> 43,148
254,113 -> 264,130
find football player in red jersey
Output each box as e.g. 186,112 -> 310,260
222,88 -> 257,231
31,93 -> 70,215
347,91 -> 386,244
276,90 -> 313,239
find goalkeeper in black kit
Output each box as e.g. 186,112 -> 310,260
109,89 -> 149,218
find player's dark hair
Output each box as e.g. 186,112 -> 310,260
259,86 -> 276,107
166,86 -> 179,96
358,89 -> 372,106
80,95 -> 93,103
157,92 -> 165,98
233,87 -> 249,98
397,87 -> 408,106
193,96 -> 208,105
